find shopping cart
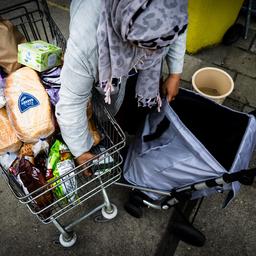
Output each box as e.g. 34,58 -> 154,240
0,0 -> 125,248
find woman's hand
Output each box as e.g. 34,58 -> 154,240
76,151 -> 95,165
162,74 -> 181,102
76,151 -> 96,177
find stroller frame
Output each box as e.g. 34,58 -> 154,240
116,165 -> 256,210
115,164 -> 256,246
115,90 -> 256,246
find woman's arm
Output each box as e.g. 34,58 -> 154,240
163,31 -> 187,101
56,39 -> 94,159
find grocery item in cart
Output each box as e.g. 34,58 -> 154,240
0,152 -> 17,170
0,69 -> 6,108
40,67 -> 61,88
47,140 -> 77,204
9,157 -> 53,218
5,67 -> 55,143
0,108 -> 22,155
87,101 -> 101,146
0,19 -> 25,74
33,139 -> 50,178
40,67 -> 61,105
45,88 -> 59,106
0,89 -> 5,108
19,143 -> 35,165
18,40 -> 62,72
19,143 -> 34,157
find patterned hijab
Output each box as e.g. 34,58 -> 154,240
97,0 -> 188,108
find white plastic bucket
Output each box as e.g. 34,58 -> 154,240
192,67 -> 234,104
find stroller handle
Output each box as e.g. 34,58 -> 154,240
174,167 -> 256,196
163,168 -> 256,208
222,168 -> 256,185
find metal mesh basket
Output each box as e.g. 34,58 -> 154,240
0,0 -> 66,50
1,99 -> 125,223
0,0 -> 126,224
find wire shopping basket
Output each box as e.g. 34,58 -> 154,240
0,0 -> 126,247
0,0 -> 66,50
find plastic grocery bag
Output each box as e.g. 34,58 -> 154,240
0,18 -> 25,74
9,157 -> 53,218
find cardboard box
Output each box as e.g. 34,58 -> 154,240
18,40 -> 62,72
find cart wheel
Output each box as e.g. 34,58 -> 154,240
59,232 -> 77,248
101,204 -> 118,220
124,201 -> 143,218
172,222 -> 206,247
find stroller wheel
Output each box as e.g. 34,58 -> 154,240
171,222 -> 206,247
124,201 -> 143,218
129,190 -> 152,207
130,194 -> 145,207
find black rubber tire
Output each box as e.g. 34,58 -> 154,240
222,23 -> 244,46
129,193 -> 145,207
124,202 -> 143,218
129,190 -> 154,206
171,222 -> 206,247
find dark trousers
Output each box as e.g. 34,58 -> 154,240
115,74 -> 152,135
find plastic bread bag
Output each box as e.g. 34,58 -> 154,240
47,140 -> 77,204
9,157 -> 53,218
0,108 -> 22,155
5,67 -> 55,143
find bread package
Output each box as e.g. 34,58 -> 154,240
5,67 -> 55,143
0,108 -> 22,155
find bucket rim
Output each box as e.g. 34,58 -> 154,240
191,67 -> 234,99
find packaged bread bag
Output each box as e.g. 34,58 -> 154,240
5,67 -> 55,143
0,108 -> 22,155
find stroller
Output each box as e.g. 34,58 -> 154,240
116,88 -> 256,246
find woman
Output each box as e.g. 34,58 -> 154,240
56,0 -> 188,165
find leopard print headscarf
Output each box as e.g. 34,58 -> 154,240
97,0 -> 188,109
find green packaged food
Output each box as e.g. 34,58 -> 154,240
47,140 -> 77,204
